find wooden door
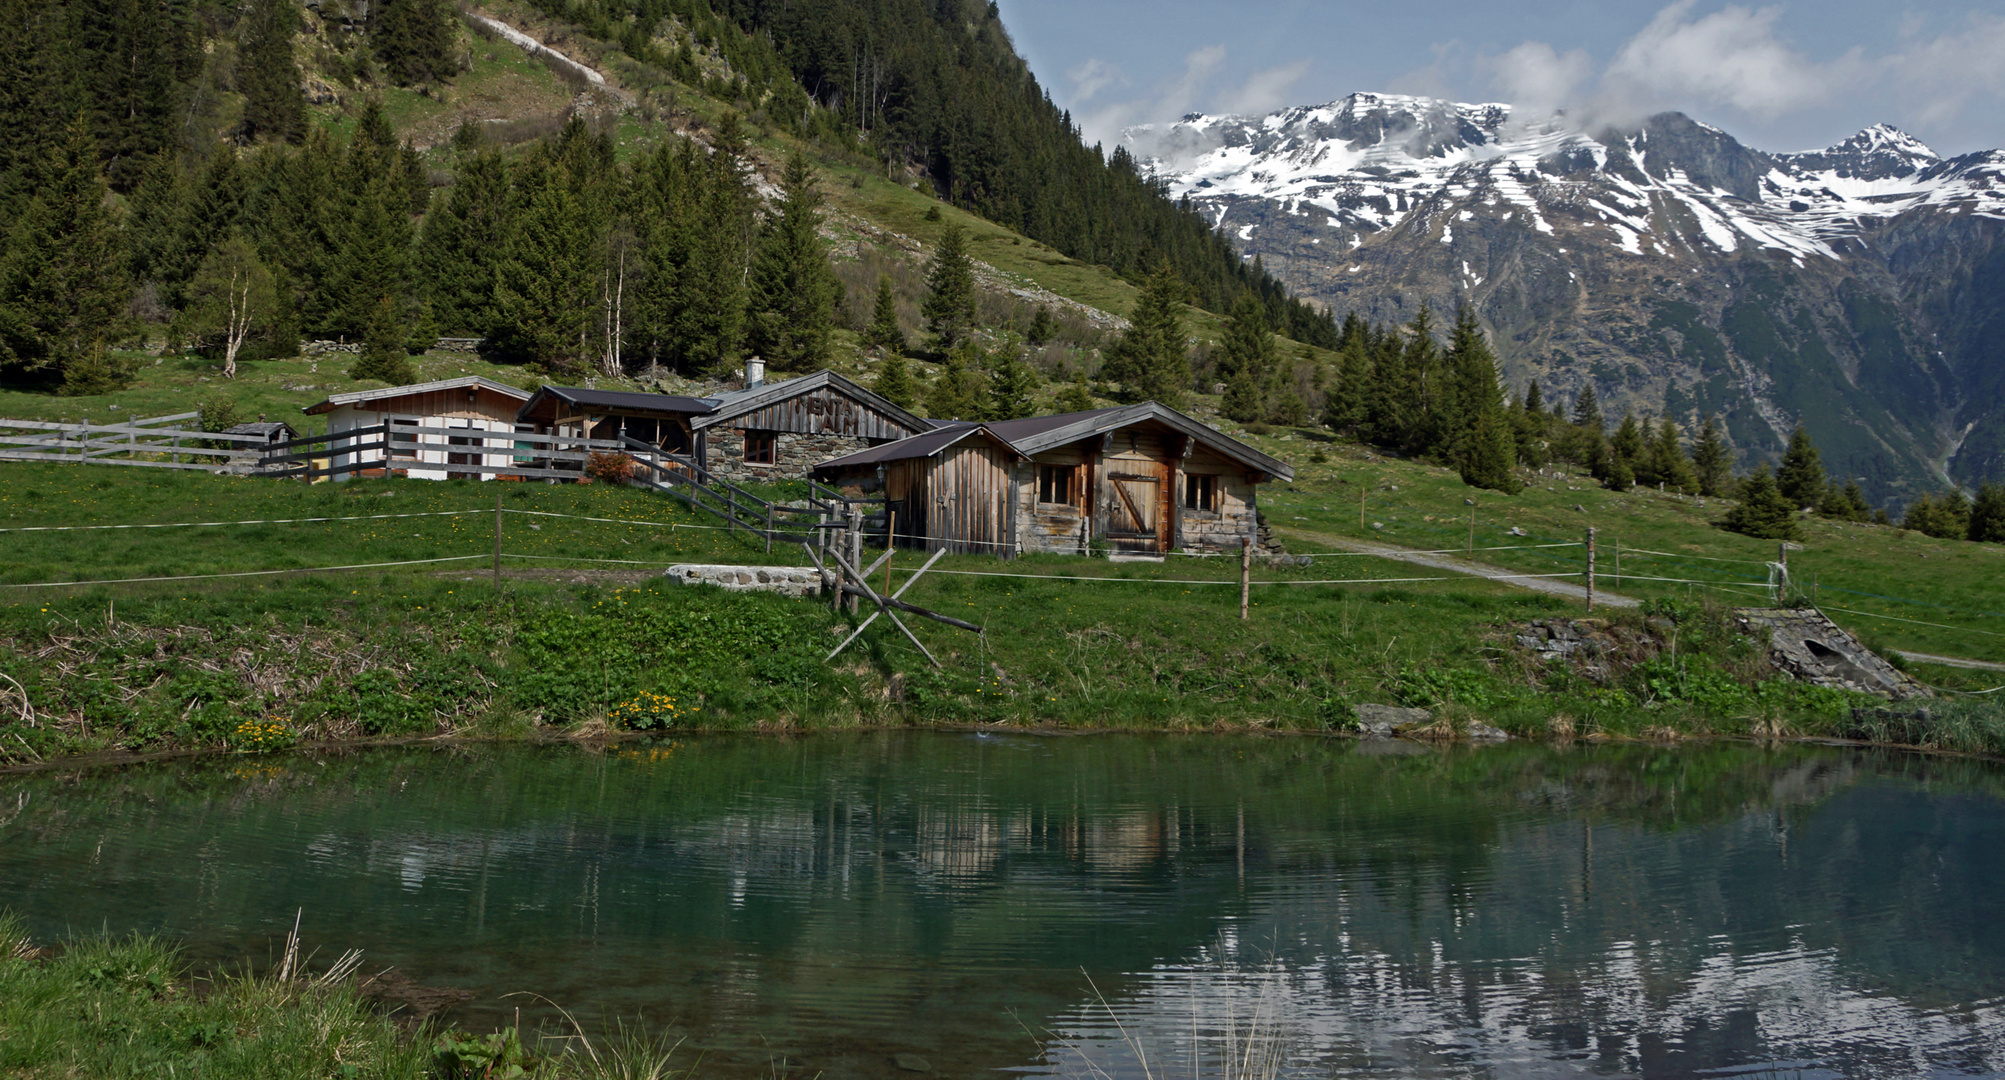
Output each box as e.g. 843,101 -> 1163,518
446,423 -> 477,480
1105,470 -> 1162,549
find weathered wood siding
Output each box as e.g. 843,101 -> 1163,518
919,445 -> 1014,554
1099,430 -> 1173,552
1016,447 -> 1091,554
1174,444 -> 1258,550
724,387 -> 922,440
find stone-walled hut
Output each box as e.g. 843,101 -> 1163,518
812,402 -> 1293,555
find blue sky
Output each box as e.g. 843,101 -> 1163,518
997,0 -> 2005,155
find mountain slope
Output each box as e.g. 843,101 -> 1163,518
1129,94 -> 2005,504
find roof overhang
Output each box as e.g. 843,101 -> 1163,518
303,376 -> 531,416
691,369 -> 934,434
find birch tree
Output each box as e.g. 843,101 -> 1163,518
185,233 -> 276,379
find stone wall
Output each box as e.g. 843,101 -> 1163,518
706,429 -> 878,483
663,564 -> 831,598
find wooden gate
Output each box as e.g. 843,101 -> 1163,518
1105,467 -> 1169,551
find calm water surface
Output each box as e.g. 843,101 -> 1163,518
2,733 -> 2003,1079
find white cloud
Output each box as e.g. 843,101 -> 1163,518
1076,44 -> 1227,147
1219,59 -> 1312,117
1601,0 -> 1860,119
1877,13 -> 2005,129
1485,42 -> 1593,116
1066,57 -> 1124,105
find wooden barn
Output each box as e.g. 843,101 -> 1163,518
302,377 -> 531,481
514,366 -> 932,481
812,402 -> 1294,555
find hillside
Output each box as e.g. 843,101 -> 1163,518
1131,94 -> 2005,507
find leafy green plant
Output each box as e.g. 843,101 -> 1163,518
434,1028 -> 532,1080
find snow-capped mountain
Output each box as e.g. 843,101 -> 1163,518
1127,95 -> 2005,499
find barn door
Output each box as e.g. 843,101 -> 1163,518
1105,472 -> 1160,548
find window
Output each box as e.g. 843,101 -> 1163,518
390,418 -> 418,459
744,431 -> 777,465
1183,473 -> 1217,512
1037,464 -> 1071,505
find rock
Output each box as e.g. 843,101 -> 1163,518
1354,703 -> 1431,736
1507,526 -> 1527,536
893,1054 -> 933,1072
1466,721 -> 1510,741
1573,504 -> 1587,512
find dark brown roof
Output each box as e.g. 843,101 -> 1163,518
809,422 -> 996,470
517,386 -> 718,424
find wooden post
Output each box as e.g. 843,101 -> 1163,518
885,511 -> 896,597
848,506 -> 863,615
1467,503 -> 1475,556
1239,537 -> 1252,621
1585,527 -> 1597,613
493,491 -> 503,582
1360,486 -> 1366,530
764,502 -> 773,555
1613,538 -> 1620,588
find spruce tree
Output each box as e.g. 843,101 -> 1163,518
1441,304 -> 1508,480
863,273 -> 905,355
745,151 -> 839,371
492,160 -> 597,373
1321,334 -> 1368,436
1056,369 -> 1094,413
1026,305 -> 1055,347
1268,347 -> 1311,426
1218,293 -> 1275,423
1513,380 -> 1548,468
372,0 -> 457,86
988,346 -> 1039,420
415,149 -> 508,335
630,139 -> 752,374
1721,464 -> 1800,540
1104,261 -> 1190,408
349,293 -> 416,384
1571,384 -> 1603,433
873,349 -> 919,411
1692,414 -> 1732,496
1903,490 -> 1971,540
1818,479 -> 1870,522
1968,482 -> 2005,543
331,174 -> 414,340
0,116 -> 130,392
1609,411 -> 1646,480
1387,305 -> 1440,455
160,149 -> 247,305
927,340 -> 990,420
1647,417 -> 1698,492
1461,408 -> 1520,494
238,0 -> 306,143
1776,424 -> 1826,509
921,222 -> 977,348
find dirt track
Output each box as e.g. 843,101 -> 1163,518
1276,527 -> 1640,608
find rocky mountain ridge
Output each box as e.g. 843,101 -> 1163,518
1128,94 -> 2005,504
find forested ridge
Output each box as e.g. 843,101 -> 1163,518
0,0 -> 1336,399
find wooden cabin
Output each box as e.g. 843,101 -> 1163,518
515,368 -> 932,481
690,368 -> 931,482
812,403 -> 1294,555
302,377 -> 531,481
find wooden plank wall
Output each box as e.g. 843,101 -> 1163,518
1100,431 -> 1173,552
722,387 -> 920,439
919,445 -> 1014,554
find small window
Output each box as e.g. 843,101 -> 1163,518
1183,474 -> 1216,512
390,418 -> 418,458
744,431 -> 777,465
1038,464 -> 1071,505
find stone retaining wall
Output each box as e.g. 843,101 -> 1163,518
663,564 -> 831,598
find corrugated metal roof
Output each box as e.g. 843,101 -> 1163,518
301,376 -> 531,415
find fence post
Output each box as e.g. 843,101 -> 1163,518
764,502 -> 773,555
493,490 -> 503,583
848,506 -> 863,615
1613,538 -> 1621,588
1585,527 -> 1597,613
1240,537 -> 1252,621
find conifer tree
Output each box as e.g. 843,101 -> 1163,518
1320,334 -> 1367,435
745,152 -> 839,370
1218,293 -> 1275,423
873,349 -> 919,411
863,274 -> 905,355
160,149 -> 246,304
1776,424 -> 1826,509
921,222 -> 977,348
927,340 -> 990,420
1903,489 -> 1971,540
331,174 -> 414,340
1610,411 -> 1646,471
348,293 -> 415,383
1026,305 -> 1055,347
372,0 -> 457,86
0,117 -> 130,392
238,0 -> 306,143
492,160 -> 596,373
1817,479 -> 1870,522
1386,305 -> 1440,455
1647,417 -> 1698,492
1968,482 -> 2005,543
1441,304 -> 1509,481
989,346 -> 1039,420
1103,261 -> 1190,407
631,138 -> 752,374
1571,384 -> 1603,433
1721,464 -> 1800,540
1692,414 -> 1732,496
1269,345 -> 1312,426
415,149 -> 508,335
1461,409 -> 1520,494
1513,380 -> 1548,468
1056,369 -> 1094,413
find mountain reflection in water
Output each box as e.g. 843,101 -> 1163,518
1,734 -> 2001,1079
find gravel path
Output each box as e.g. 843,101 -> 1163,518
1894,651 -> 2005,674
1277,527 -> 1639,608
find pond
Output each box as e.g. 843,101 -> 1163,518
2,733 -> 2003,1079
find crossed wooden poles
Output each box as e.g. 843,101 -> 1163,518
805,540 -> 982,667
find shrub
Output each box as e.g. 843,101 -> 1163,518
585,451 -> 636,484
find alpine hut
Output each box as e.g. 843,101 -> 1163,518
812,402 -> 1293,555
301,376 -> 532,481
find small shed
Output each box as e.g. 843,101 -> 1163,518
302,376 -> 532,481
219,419 -> 299,446
691,368 -> 933,482
813,402 -> 1293,555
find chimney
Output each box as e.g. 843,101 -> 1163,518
745,357 -> 765,389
